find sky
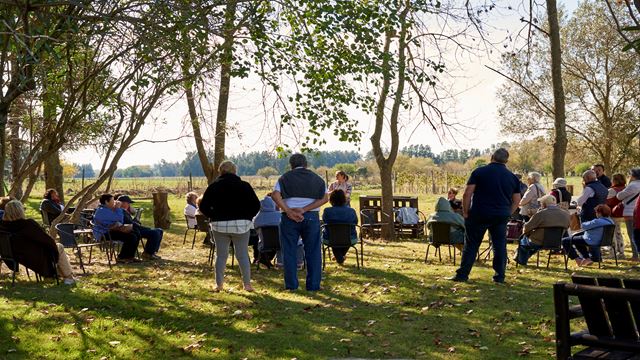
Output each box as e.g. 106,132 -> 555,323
64,0 -> 580,169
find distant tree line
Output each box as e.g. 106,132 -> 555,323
400,144 -> 489,165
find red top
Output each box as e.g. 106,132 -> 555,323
607,185 -> 625,218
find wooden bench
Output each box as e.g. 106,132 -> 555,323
554,275 -> 640,359
359,195 -> 425,238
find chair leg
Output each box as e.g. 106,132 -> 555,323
448,246 -> 452,262
536,252 -> 540,267
322,244 -> 326,270
453,246 -> 457,266
354,247 -> 360,270
425,244 -> 431,263
26,268 -> 31,281
88,246 -> 94,264
563,254 -> 568,270
614,250 -> 618,267
360,241 -> 364,268
437,247 -> 442,262
547,251 -> 552,269
77,248 -> 86,274
231,244 -> 235,267
191,230 -> 197,249
183,229 -> 188,245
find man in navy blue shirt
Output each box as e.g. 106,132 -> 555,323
450,148 -> 521,283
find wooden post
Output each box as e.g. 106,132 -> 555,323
152,191 -> 171,229
431,171 -> 436,194
189,171 -> 193,192
81,168 -> 85,189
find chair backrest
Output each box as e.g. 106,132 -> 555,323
79,210 -> 93,228
195,214 -> 209,232
55,223 -> 79,248
541,227 -> 566,248
360,208 -> 379,226
323,223 -> 354,247
599,224 -> 616,247
258,226 -> 280,251
134,208 -> 143,222
572,275 -> 640,341
0,231 -> 17,271
429,222 -> 452,246
41,210 -> 50,226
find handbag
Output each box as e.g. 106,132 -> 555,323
569,213 -> 581,231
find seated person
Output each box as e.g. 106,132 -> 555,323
515,195 -> 570,265
550,178 -> 572,210
0,200 -> 76,284
40,189 -> 73,224
195,195 -> 212,246
117,195 -> 163,260
0,196 -> 13,220
426,197 -> 465,251
447,188 -> 463,214
322,189 -> 358,264
92,194 -> 141,264
253,194 -> 281,268
184,192 -> 198,229
562,204 -> 615,266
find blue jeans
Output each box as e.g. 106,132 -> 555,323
280,212 -> 322,291
139,227 -> 163,254
515,236 -> 542,265
456,215 -> 509,282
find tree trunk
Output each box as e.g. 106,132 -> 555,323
21,163 -> 41,202
44,151 -> 64,203
184,79 -> 214,182
152,191 -> 171,229
379,165 -> 395,239
547,0 -> 568,178
0,107 -> 7,196
212,0 -> 237,179
8,117 -> 23,199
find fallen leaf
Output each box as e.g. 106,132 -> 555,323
108,341 -> 121,346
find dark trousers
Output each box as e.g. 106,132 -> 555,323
515,236 -> 542,265
456,214 -> 509,282
280,212 -> 322,291
331,247 -> 349,263
563,235 -> 600,261
108,230 -> 140,259
139,227 -> 163,254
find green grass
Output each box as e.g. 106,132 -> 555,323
1,190 -> 636,359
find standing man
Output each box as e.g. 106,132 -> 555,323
577,170 -> 608,222
592,164 -> 612,188
450,148 -> 521,283
272,154 -> 328,291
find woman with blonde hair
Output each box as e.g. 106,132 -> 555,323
0,200 -> 76,284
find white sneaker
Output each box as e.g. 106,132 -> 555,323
63,278 -> 76,285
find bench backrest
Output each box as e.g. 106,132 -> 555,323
571,275 -> 640,341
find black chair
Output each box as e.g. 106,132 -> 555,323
40,210 -> 51,229
360,208 -> 386,239
592,224 -> 617,268
79,209 -> 94,229
200,215 -> 234,267
133,207 -> 143,223
0,231 -> 59,286
90,221 -> 123,270
536,227 -> 568,270
0,231 -> 18,286
55,223 -> 101,274
255,226 -> 280,270
321,223 -> 363,269
183,215 -> 198,247
425,222 -> 461,265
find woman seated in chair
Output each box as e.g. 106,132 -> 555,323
0,200 -> 76,285
426,197 -> 465,251
562,204 -> 615,267
253,194 -> 281,268
184,192 -> 199,229
322,190 -> 357,265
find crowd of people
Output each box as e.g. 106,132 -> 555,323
1,148 -> 638,289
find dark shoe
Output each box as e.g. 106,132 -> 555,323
446,275 -> 467,282
493,278 -> 506,284
116,257 -> 142,264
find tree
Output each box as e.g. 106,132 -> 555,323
497,0 -> 640,173
256,166 -> 279,178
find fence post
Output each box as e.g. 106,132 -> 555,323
81,168 -> 85,189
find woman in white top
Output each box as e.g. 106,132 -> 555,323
616,168 -> 640,260
183,192 -> 198,229
519,171 -> 545,220
328,171 -> 353,206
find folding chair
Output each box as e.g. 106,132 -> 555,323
183,215 -> 198,247
591,224 -> 617,268
255,226 -> 280,270
55,223 -> 101,274
133,207 -> 143,223
425,222 -> 461,265
535,227 -> 568,270
321,223 -> 363,269
0,231 -> 59,286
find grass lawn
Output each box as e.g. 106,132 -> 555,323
1,191 -> 637,359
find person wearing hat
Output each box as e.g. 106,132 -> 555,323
117,195 -> 163,260
616,168 -> 640,260
514,195 -> 570,265
550,178 -> 572,210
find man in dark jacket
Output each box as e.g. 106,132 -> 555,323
272,154 -> 328,291
577,170 -> 608,222
592,164 -> 612,189
117,195 -> 163,260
